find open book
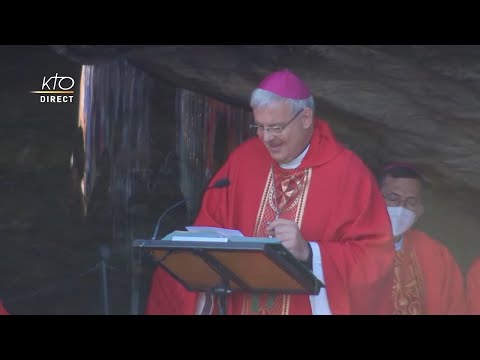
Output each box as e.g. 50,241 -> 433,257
133,227 -> 323,296
161,226 -> 281,244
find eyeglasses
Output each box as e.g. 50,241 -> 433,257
249,108 -> 304,135
382,192 -> 421,211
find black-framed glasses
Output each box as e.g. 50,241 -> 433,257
249,108 -> 304,135
382,192 -> 421,211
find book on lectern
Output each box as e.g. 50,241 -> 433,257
133,227 -> 324,295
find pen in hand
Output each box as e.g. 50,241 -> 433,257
267,212 -> 279,238
268,224 -> 273,238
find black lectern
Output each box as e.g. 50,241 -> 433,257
133,236 -> 323,315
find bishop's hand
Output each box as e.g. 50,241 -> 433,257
266,218 -> 310,262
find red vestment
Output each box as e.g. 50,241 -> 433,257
146,119 -> 394,315
392,229 -> 465,314
466,257 -> 480,314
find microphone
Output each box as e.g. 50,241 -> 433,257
151,177 -> 230,240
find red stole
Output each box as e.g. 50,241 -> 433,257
230,164 -> 312,315
393,238 -> 425,314
392,230 -> 465,315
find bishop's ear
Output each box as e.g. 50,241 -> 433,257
301,107 -> 314,128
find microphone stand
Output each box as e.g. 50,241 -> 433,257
99,244 -> 110,315
151,178 -> 230,240
130,177 -> 230,314
151,198 -> 189,240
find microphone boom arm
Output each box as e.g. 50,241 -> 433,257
150,177 -> 230,240
151,198 -> 188,240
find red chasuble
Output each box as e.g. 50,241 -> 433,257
466,257 -> 480,314
392,229 -> 465,315
146,119 -> 395,315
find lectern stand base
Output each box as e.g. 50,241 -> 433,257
213,284 -> 231,315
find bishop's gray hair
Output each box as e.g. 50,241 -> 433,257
250,88 -> 315,116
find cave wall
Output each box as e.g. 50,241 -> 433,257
0,45 -> 89,313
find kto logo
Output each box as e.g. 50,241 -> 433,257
30,73 -> 75,103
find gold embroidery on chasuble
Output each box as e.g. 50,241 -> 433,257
240,166 -> 312,315
392,248 -> 425,315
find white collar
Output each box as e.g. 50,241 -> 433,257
279,145 -> 310,169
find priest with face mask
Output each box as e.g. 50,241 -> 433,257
379,162 -> 466,315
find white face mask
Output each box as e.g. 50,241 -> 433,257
387,206 -> 416,236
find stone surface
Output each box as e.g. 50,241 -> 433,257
52,45 -> 480,192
